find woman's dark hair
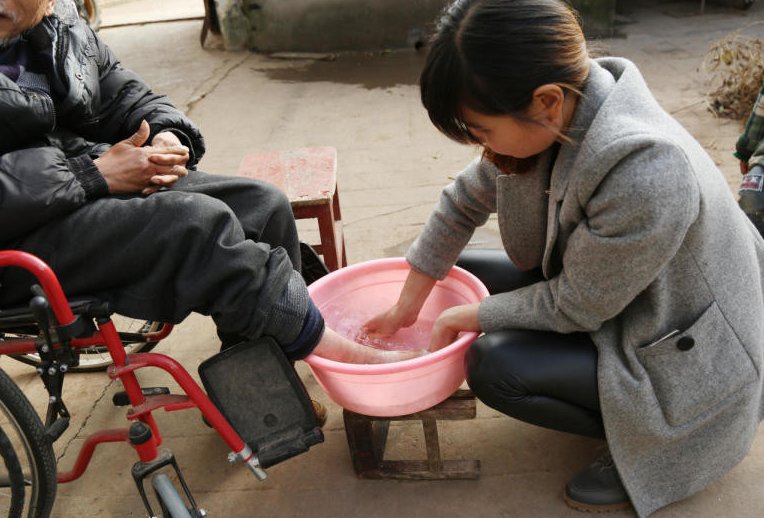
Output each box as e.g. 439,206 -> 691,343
420,0 -> 589,171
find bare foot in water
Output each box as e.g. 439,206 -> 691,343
312,328 -> 426,364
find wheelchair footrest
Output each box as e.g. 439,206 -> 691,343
198,337 -> 324,469
256,426 -> 324,468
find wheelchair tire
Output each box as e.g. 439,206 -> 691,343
0,368 -> 57,518
0,426 -> 24,517
9,317 -> 161,373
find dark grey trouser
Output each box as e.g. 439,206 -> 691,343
0,171 -> 302,341
457,249 -> 605,440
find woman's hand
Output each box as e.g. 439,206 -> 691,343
363,268 -> 438,338
429,303 -> 481,352
363,304 -> 419,338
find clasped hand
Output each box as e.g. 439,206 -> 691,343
94,120 -> 190,195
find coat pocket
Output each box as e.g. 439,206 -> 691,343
636,302 -> 756,427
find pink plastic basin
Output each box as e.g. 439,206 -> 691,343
305,257 -> 489,417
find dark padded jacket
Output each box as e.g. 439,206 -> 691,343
0,2 -> 205,245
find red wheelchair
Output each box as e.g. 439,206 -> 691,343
0,250 -> 323,517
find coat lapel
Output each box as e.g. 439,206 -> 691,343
496,150 -> 555,271
541,60 -> 617,277
542,144 -> 576,277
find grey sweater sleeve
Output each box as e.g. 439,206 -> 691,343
406,158 -> 500,279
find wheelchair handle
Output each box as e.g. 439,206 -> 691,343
0,251 -> 77,326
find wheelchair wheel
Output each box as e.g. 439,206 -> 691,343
9,316 -> 161,373
0,368 -> 57,518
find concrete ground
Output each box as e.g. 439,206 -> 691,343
2,0 -> 764,516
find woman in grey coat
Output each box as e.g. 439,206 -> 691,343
364,0 -> 764,515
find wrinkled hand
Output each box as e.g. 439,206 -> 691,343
151,130 -> 182,148
152,130 -> 189,165
428,303 -> 481,352
94,120 -> 190,195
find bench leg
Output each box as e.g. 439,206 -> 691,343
332,187 -> 347,267
316,200 -> 342,271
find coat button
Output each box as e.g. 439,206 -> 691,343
677,336 -> 695,351
75,72 -> 83,80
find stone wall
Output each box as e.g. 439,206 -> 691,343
570,0 -> 617,38
216,0 -> 449,52
214,0 -> 618,52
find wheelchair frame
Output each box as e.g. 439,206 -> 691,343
0,250 -> 271,517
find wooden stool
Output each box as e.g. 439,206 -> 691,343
343,389 -> 481,480
237,146 -> 347,271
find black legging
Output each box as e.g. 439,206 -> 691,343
457,249 -> 605,439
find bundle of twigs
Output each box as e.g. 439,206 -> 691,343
703,22 -> 764,120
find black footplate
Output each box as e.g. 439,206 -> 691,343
198,336 -> 324,469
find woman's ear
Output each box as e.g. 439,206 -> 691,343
529,84 -> 566,126
46,0 -> 56,16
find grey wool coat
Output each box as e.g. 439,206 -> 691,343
407,58 -> 764,517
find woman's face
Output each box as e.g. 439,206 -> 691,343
461,106 -> 560,159
460,84 -> 573,160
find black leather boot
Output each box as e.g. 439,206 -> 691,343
563,449 -> 631,513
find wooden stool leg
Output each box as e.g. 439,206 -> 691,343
332,187 -> 347,267
423,418 -> 443,473
343,410 -> 390,476
316,201 -> 340,271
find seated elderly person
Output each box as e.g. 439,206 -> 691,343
0,0 -> 409,369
